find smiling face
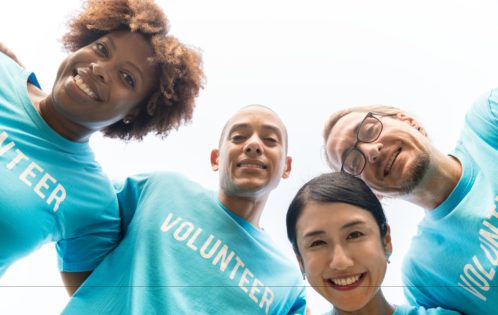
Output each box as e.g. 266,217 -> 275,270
296,201 -> 391,312
50,30 -> 157,131
211,106 -> 292,199
325,111 -> 431,197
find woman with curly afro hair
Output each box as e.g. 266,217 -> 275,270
0,0 -> 203,296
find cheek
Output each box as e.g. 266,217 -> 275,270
361,245 -> 387,281
302,252 -> 326,277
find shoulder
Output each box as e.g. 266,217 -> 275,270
469,88 -> 498,123
116,171 -> 206,193
395,304 -> 460,315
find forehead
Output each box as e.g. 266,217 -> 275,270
296,201 -> 377,238
224,107 -> 287,138
103,31 -> 157,78
105,31 -> 155,60
325,111 -> 369,169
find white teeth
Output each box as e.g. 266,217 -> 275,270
74,74 -> 97,99
331,274 -> 361,286
239,163 -> 264,169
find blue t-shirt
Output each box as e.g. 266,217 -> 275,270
0,52 -> 120,275
394,304 -> 459,314
63,172 -> 306,314
323,304 -> 458,315
402,88 -> 498,314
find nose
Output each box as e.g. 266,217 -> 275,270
90,62 -> 110,83
244,136 -> 263,156
358,142 -> 383,163
329,245 -> 354,271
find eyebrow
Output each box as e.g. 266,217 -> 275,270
106,35 -> 145,86
227,123 -> 250,137
301,219 -> 366,239
342,219 -> 366,230
228,123 -> 283,140
106,35 -> 117,51
302,230 -> 325,239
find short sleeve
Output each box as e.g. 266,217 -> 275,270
56,198 -> 121,272
466,89 -> 498,146
287,287 -> 307,314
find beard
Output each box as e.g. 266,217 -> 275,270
399,152 -> 430,195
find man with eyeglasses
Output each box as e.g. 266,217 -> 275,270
322,93 -> 497,314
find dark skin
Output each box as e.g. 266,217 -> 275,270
0,35 -> 157,295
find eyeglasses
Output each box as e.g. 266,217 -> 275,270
341,112 -> 391,176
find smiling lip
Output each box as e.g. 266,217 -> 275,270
383,148 -> 401,177
73,69 -> 102,101
327,273 -> 365,291
236,160 -> 267,169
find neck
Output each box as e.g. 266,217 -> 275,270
403,152 -> 462,210
217,191 -> 269,227
37,95 -> 94,143
334,290 -> 394,315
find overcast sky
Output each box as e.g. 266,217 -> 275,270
1,0 -> 498,313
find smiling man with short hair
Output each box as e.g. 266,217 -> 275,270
63,104 -> 306,315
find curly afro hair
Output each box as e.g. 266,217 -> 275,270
62,0 -> 204,140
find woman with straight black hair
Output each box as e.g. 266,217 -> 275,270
286,172 -> 459,315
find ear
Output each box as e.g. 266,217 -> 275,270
125,105 -> 142,120
282,156 -> 292,179
383,223 -> 393,254
395,112 -> 426,136
210,149 -> 220,171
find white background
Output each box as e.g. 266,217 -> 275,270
1,0 -> 498,314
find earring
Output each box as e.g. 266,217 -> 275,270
386,252 -> 391,264
123,117 -> 132,124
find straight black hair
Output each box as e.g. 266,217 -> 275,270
286,172 -> 387,255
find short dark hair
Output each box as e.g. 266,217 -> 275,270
286,172 -> 387,255
63,0 -> 204,140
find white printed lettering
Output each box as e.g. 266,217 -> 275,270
239,268 -> 254,293
249,278 -> 263,303
6,149 -> 28,170
160,213 -> 182,232
33,173 -> 56,199
212,245 -> 235,272
173,221 -> 194,241
47,184 -> 66,212
0,132 -> 15,155
19,161 -> 43,186
229,256 -> 245,280
186,228 -> 203,251
259,287 -> 275,314
480,238 -> 498,265
200,235 -> 221,259
458,274 -> 486,301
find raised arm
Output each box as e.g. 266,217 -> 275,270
0,42 -> 23,67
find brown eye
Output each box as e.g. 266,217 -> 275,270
264,137 -> 278,145
309,239 -> 326,248
121,72 -> 135,88
347,231 -> 364,240
231,135 -> 246,142
94,42 -> 109,57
